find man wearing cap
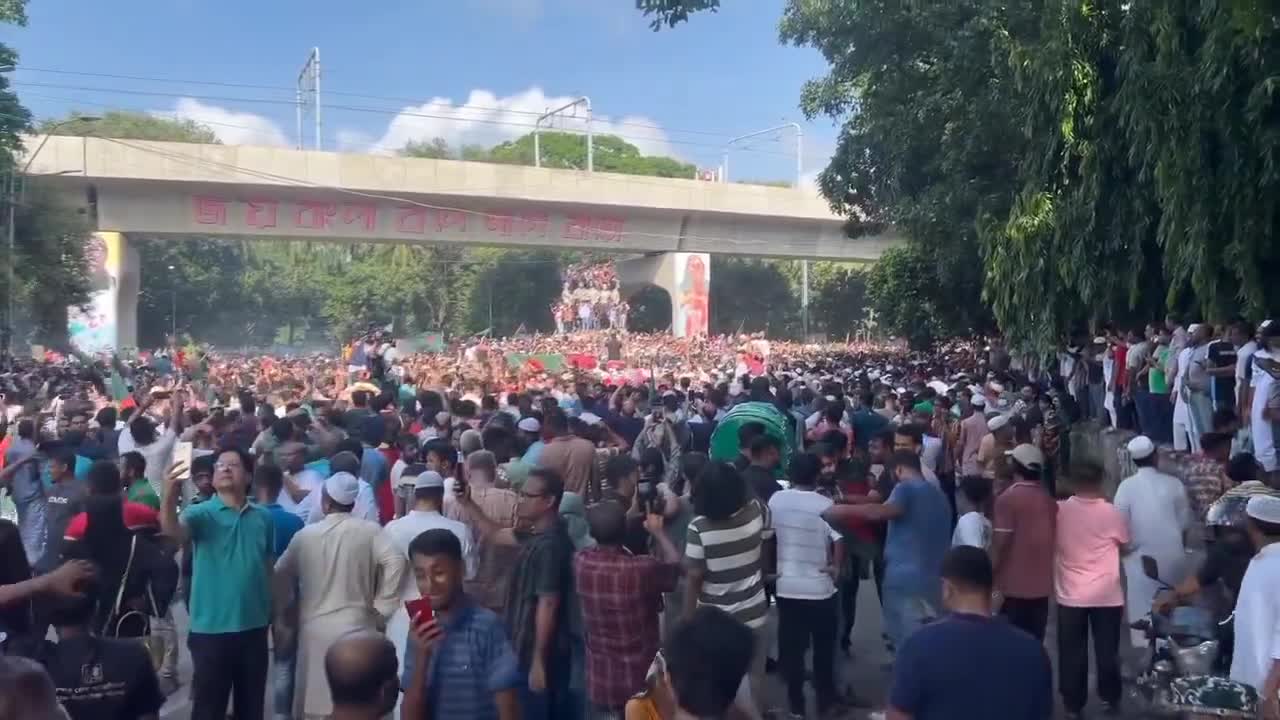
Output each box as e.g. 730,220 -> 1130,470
297,451 -> 379,525
976,414 -> 1014,483
1114,435 -> 1193,647
382,465 -> 476,708
273,470 -> 407,719
955,392 -> 990,479
1229,495 -> 1280,712
519,417 -> 545,467
991,444 -> 1058,641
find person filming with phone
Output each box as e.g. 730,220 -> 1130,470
401,528 -> 521,720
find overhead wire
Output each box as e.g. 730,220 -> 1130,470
9,98 -> 804,198
10,79 -> 829,165
13,65 -> 782,141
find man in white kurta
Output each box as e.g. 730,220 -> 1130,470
274,472 -> 406,719
1114,436 -> 1193,647
378,469 -> 476,712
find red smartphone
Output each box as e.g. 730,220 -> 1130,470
405,597 -> 433,624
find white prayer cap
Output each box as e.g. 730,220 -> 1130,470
1127,435 -> 1156,461
987,414 -> 1010,432
580,412 -> 603,426
517,417 -> 541,433
324,472 -> 360,505
413,470 -> 445,490
1246,495 -> 1280,524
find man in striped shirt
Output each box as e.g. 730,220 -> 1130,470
684,462 -> 772,712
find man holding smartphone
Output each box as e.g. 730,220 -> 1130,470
401,528 -> 521,720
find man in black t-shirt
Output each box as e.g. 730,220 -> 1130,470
38,582 -> 164,720
740,434 -> 783,505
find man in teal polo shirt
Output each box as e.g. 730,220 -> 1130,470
161,444 -> 275,720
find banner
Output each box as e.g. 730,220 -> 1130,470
672,252 -> 710,338
505,353 -> 567,373
398,332 -> 447,354
68,231 -> 125,353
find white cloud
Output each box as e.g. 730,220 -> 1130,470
356,86 -> 678,159
152,98 -> 290,147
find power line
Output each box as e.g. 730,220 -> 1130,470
8,99 -> 798,196
11,79 -> 830,164
12,66 -> 796,144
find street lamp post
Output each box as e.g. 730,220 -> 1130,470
4,115 -> 101,353
168,265 -> 177,340
720,123 -> 809,338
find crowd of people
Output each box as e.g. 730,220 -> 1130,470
0,317 -> 1279,720
553,262 -> 627,333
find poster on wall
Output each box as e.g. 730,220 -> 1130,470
68,231 -> 122,353
672,252 -> 710,338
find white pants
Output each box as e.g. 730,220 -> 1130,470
1173,421 -> 1198,452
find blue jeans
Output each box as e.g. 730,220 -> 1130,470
881,585 -> 939,651
272,649 -> 295,720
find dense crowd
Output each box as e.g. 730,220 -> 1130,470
553,262 -> 627,333
1,316 -> 1279,720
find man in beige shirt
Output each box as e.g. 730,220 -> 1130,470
445,450 -> 520,614
274,472 -> 406,719
536,410 -> 597,496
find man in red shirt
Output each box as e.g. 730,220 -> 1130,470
573,501 -> 680,718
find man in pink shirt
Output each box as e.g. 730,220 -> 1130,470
1054,461 -> 1130,719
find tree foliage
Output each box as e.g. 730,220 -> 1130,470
781,0 -> 1280,349
637,0 -> 720,30
44,111 -> 220,144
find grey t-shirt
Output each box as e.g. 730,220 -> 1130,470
43,481 -> 87,562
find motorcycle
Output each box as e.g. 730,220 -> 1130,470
1129,555 -> 1259,718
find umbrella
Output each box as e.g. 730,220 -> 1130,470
709,401 -> 795,477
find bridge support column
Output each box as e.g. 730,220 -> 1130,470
616,252 -> 710,337
68,231 -> 139,352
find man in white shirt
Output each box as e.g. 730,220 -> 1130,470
277,441 -> 324,519
381,467 -> 476,711
1229,495 -> 1280,716
273,472 -> 406,719
1114,436 -> 1193,647
768,453 -> 843,719
297,451 -> 379,525
1252,322 -> 1279,474
118,390 -> 184,497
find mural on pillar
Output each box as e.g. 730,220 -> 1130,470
68,231 -> 122,353
673,252 -> 710,338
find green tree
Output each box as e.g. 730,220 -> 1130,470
638,0 -> 720,29
780,1 -> 1011,343
44,111 -> 219,144
809,262 -> 869,339
485,131 -> 696,177
10,189 -> 93,346
865,246 -> 943,350
400,137 -> 453,160
709,258 -> 799,336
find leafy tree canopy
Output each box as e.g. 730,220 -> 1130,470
43,111 -> 219,143
637,0 -> 720,30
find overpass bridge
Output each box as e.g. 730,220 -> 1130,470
19,136 -> 900,349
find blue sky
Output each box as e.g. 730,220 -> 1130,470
1,0 -> 839,185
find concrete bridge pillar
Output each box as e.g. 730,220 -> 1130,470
616,252 -> 711,338
68,231 -> 139,352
